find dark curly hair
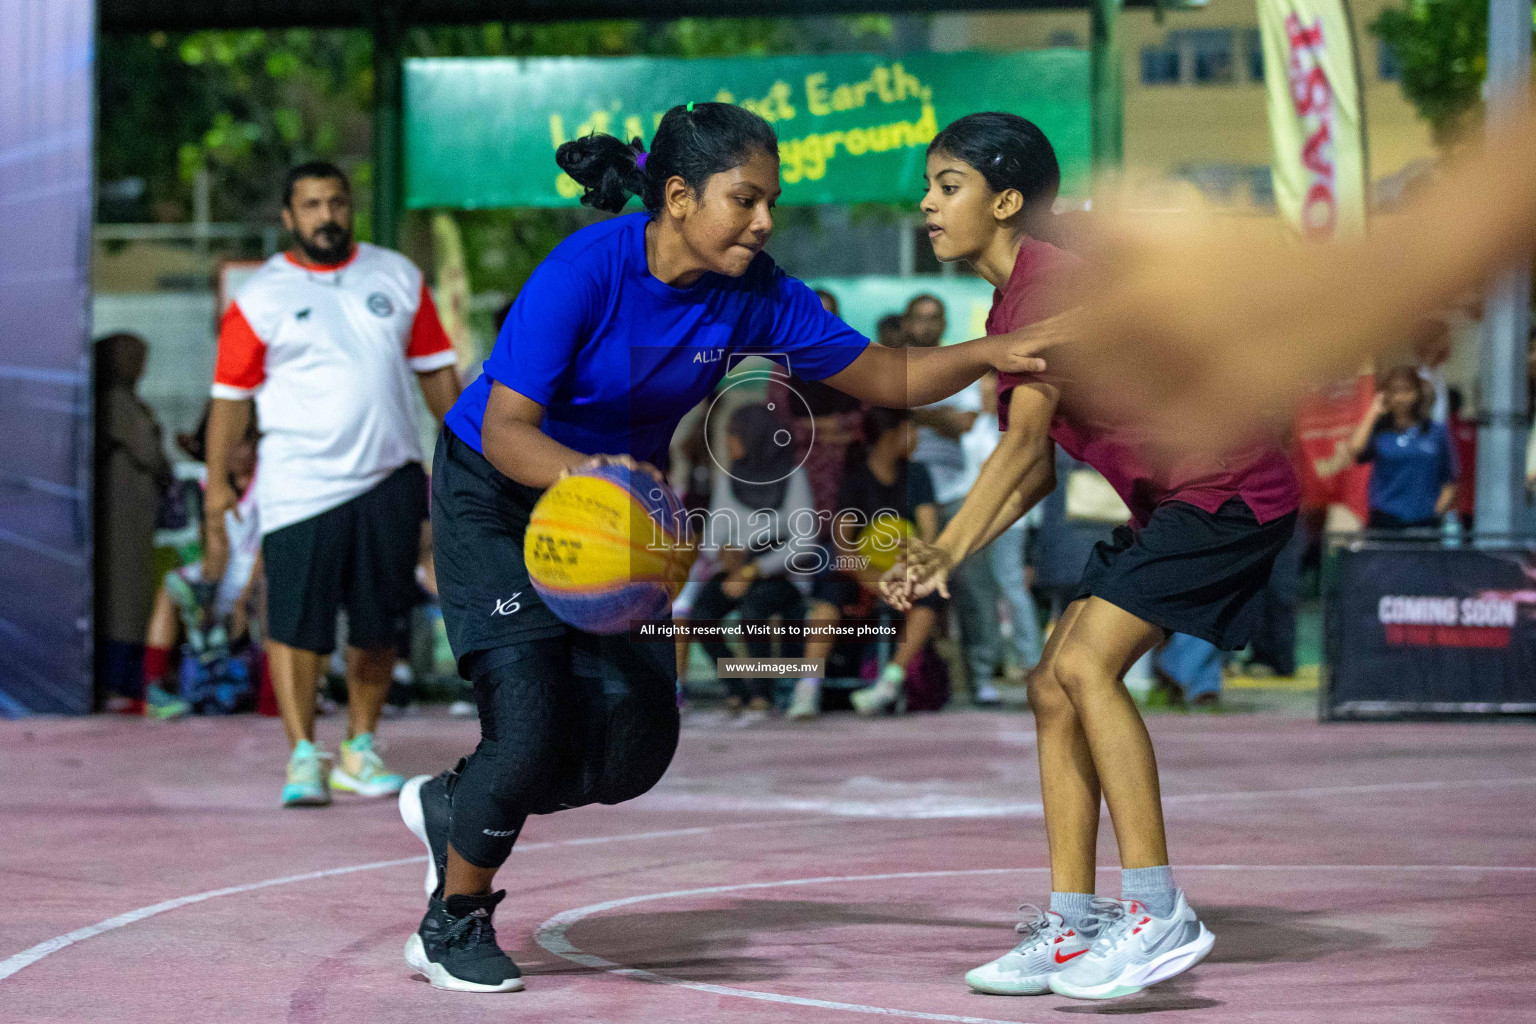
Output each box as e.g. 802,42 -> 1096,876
555,102 -> 779,216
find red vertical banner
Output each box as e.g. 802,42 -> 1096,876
1260,0 -> 1373,526
1294,373 -> 1373,520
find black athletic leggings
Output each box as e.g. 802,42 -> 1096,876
450,631 -> 680,869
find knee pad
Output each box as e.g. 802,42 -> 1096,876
465,639 -> 566,813
593,699 -> 680,806
544,667 -> 680,812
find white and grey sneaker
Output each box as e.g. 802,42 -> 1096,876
786,678 -> 821,720
973,681 -> 1004,707
1047,892 -> 1214,1000
965,905 -> 1092,995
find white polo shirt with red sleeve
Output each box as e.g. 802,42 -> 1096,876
212,242 -> 456,535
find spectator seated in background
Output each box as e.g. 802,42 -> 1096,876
789,407 -> 945,719
142,403 -> 263,719
765,288 -> 865,525
1347,365 -> 1457,534
681,404 -> 816,723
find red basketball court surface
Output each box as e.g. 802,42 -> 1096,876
3,701 -> 1533,1023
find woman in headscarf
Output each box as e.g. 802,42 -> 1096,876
94,332 -> 172,710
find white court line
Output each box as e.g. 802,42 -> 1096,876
644,775 -> 1536,819
7,774 -> 1534,987
535,863 -> 1536,1024
0,855 -> 421,982
0,819 -> 800,983
538,868 -> 1040,1024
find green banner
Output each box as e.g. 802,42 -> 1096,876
405,51 -> 1088,210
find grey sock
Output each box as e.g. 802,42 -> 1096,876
1050,891 -> 1095,931
1121,865 -> 1177,918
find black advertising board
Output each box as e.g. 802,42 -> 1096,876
1325,541 -> 1536,719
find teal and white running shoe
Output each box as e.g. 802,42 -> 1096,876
966,905 -> 1092,995
282,740 -> 332,807
1048,893 -> 1214,1000
330,732 -> 405,798
144,683 -> 190,721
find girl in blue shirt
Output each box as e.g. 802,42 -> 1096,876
1347,365 -> 1458,532
399,101 -> 1049,993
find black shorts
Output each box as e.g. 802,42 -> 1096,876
262,462 -> 427,654
433,428 -> 661,677
1073,497 -> 1297,651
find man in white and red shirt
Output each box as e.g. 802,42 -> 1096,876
203,162 -> 461,808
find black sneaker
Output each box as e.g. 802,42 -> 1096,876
399,761 -> 461,898
404,890 -> 524,992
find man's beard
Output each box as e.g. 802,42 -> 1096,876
297,222 -> 353,265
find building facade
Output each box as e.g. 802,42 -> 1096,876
933,0 -> 1436,213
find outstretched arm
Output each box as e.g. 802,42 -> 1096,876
820,330 -> 1050,409
935,383 -> 1059,564
968,448 -> 1058,556
992,119 -> 1536,456
882,384 -> 1059,607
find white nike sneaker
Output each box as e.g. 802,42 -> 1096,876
1048,892 -> 1215,1000
786,678 -> 821,720
965,905 -> 1092,995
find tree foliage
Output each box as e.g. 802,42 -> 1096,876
99,29 -> 372,222
97,16 -> 899,334
1369,0 -> 1514,146
98,17 -> 897,225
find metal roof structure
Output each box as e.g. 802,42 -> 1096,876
99,0 -> 1146,33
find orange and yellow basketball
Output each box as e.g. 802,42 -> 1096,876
524,463 -> 696,634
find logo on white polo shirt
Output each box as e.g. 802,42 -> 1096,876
367,292 -> 394,317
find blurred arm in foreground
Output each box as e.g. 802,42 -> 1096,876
997,117 -> 1536,456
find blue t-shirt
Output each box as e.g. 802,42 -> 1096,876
445,212 -> 869,472
1359,419 -> 1457,523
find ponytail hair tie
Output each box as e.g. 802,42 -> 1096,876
687,101 -> 695,112
636,151 -> 648,171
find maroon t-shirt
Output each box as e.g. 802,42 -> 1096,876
992,238 -> 1299,529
